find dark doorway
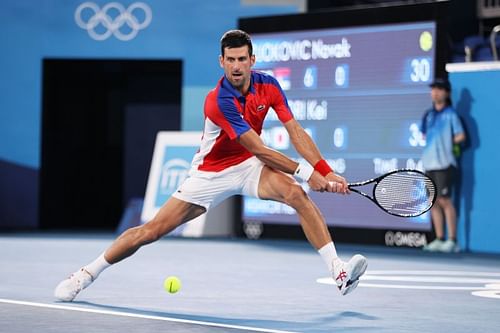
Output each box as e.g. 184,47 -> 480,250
40,59 -> 182,230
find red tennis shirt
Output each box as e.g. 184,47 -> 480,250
191,71 -> 294,172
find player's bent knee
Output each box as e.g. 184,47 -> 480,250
283,183 -> 308,207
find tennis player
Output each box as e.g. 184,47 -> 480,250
55,30 -> 367,301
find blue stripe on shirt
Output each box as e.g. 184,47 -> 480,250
216,94 -> 250,138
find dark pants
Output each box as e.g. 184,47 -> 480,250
426,166 -> 456,198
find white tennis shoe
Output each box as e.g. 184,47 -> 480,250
423,239 -> 444,252
440,240 -> 460,253
54,268 -> 94,302
333,254 -> 368,296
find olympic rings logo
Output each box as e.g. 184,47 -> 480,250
75,2 -> 152,41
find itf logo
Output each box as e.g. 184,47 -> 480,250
142,132 -> 201,223
159,159 -> 190,195
75,2 -> 152,41
154,146 -> 197,207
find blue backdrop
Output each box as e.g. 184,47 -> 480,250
0,0 -> 298,168
1,1 -> 499,255
448,64 -> 500,254
0,0 -> 298,228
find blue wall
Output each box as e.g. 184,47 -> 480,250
1,2 -> 499,255
0,0 -> 298,228
0,0 -> 298,168
449,65 -> 500,254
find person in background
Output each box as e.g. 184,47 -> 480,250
421,78 -> 466,253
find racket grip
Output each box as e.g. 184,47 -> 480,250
328,181 -> 351,194
328,181 -> 344,190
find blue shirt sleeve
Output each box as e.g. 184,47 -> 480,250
450,112 -> 464,136
420,109 -> 432,135
216,97 -> 251,139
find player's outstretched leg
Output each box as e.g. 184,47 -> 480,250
54,198 -> 206,302
333,254 -> 368,296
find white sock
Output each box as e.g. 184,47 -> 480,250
318,242 -> 340,273
84,253 -> 111,279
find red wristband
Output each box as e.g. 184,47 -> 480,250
314,159 -> 333,177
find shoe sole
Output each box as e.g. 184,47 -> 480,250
349,255 -> 368,281
342,279 -> 360,296
339,255 -> 368,296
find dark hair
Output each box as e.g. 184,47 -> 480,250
430,78 -> 453,106
429,78 -> 451,92
220,30 -> 253,56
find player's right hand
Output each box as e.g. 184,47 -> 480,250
307,171 -> 345,193
326,172 -> 349,194
327,181 -> 347,194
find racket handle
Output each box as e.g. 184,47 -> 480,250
329,181 -> 350,193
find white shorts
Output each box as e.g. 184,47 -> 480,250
172,156 -> 264,209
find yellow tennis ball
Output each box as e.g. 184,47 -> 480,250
164,276 -> 181,293
419,31 -> 433,52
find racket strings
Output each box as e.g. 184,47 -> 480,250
374,172 -> 436,217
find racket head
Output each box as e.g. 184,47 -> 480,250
372,169 -> 436,217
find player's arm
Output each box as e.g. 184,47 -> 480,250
284,118 -> 323,167
454,132 -> 466,144
206,93 -> 323,187
237,129 -> 333,192
284,118 -> 348,193
264,76 -> 347,193
451,112 -> 466,144
420,110 -> 431,141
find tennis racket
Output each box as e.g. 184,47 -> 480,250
346,169 -> 436,217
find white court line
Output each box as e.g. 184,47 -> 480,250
359,283 -> 488,290
316,278 -> 490,290
361,275 -> 500,284
0,298 -> 297,333
365,270 -> 500,277
317,269 -> 500,291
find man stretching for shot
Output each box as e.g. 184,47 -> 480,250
55,30 -> 367,301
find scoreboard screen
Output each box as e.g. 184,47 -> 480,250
242,21 -> 436,231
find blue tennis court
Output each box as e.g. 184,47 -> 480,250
1,233 -> 499,333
